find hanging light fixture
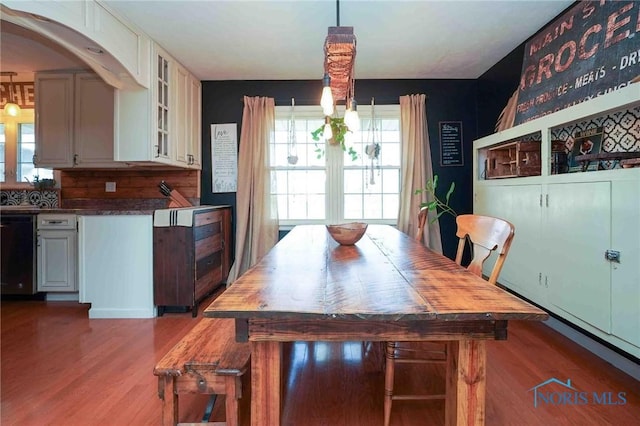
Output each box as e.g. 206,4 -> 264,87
2,72 -> 21,117
321,0 -> 358,129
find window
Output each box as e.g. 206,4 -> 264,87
0,110 -> 53,186
271,104 -> 401,227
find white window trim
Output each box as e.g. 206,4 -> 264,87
274,104 -> 401,227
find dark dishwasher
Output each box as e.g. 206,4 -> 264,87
1,215 -> 36,295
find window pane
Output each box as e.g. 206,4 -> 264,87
273,105 -> 400,224
17,123 -> 52,183
383,194 -> 399,219
17,123 -> 35,183
363,193 -> 383,218
344,194 -> 363,219
382,169 -> 400,193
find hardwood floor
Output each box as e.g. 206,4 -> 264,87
1,293 -> 638,426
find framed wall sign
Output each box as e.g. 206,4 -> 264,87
211,123 -> 238,193
439,121 -> 464,167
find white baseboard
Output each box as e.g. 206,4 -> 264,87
544,317 -> 640,381
87,307 -> 156,319
45,292 -> 79,302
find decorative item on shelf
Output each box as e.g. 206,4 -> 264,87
414,175 -> 457,223
551,140 -> 569,175
1,72 -> 21,117
287,98 -> 298,165
326,222 -> 368,245
364,97 -> 381,187
486,141 -> 541,178
568,127 -> 604,172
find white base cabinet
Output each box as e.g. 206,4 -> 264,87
78,215 -> 155,319
36,214 -> 77,292
473,86 -> 640,359
475,175 -> 640,358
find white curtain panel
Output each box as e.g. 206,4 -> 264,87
397,94 -> 443,253
227,96 -> 279,284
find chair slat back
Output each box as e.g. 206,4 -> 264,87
454,214 -> 515,285
415,207 -> 429,242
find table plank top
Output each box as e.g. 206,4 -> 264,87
204,225 -> 548,322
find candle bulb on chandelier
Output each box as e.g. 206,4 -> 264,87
320,73 -> 334,116
323,116 -> 333,140
344,98 -> 360,132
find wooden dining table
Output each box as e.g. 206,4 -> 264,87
204,224 -> 548,425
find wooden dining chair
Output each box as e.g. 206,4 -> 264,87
383,213 -> 515,426
414,206 -> 429,243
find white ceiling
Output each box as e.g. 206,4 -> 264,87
1,0 -> 574,82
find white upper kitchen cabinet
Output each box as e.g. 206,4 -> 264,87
35,72 -> 119,169
115,43 -> 201,169
175,63 -> 202,168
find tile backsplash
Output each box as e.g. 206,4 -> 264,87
0,189 -> 59,208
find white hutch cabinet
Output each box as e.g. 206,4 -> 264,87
473,84 -> 640,359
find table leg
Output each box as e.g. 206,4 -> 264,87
445,340 -> 486,426
251,341 -> 282,426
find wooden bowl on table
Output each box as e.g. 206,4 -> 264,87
326,222 -> 368,245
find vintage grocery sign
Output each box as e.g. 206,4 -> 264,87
1,82 -> 35,109
514,1 -> 640,125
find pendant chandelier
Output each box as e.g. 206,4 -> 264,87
2,72 -> 21,117
321,0 -> 359,131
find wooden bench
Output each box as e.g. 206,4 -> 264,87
154,318 -> 251,426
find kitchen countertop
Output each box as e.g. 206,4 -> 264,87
0,207 -> 155,215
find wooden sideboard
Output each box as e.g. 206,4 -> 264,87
153,206 -> 232,317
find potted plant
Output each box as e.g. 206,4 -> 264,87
311,117 -> 358,161
32,176 -> 57,190
415,175 -> 456,222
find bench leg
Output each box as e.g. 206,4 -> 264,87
159,376 -> 178,426
224,376 -> 242,426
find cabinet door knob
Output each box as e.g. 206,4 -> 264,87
605,250 -> 621,263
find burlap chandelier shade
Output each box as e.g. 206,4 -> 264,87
324,26 -> 356,103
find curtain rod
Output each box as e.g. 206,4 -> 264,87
240,98 -> 400,105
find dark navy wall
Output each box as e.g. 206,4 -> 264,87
476,44 -> 525,138
201,79 -> 478,260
